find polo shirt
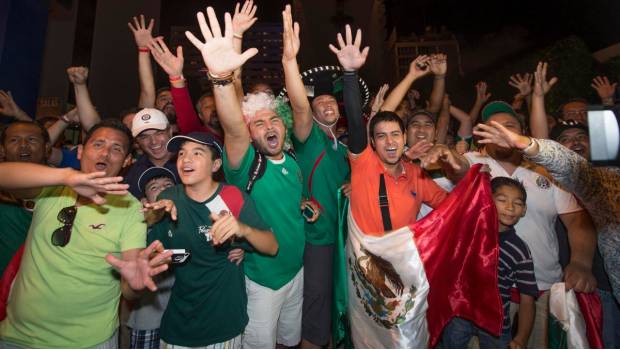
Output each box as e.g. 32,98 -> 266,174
0,186 -> 146,348
350,145 -> 447,236
125,154 -> 178,199
464,151 -> 583,290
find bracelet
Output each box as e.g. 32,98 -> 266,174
233,32 -> 243,39
138,47 -> 149,53
207,71 -> 234,86
60,114 -> 71,124
169,75 -> 184,82
434,74 -> 446,80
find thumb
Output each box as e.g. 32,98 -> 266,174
91,194 -> 107,206
105,253 -> 124,270
240,48 -> 259,63
549,77 -> 558,87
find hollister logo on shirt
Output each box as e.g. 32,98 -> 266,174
89,223 -> 105,230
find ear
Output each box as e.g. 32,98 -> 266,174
369,136 -> 376,149
122,153 -> 132,168
44,142 -> 52,159
0,145 -> 5,161
77,144 -> 83,160
212,158 -> 222,172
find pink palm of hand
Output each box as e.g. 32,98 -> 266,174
185,8 -> 258,76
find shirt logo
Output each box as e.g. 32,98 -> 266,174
89,224 -> 105,230
282,168 -> 289,175
167,229 -> 173,238
536,175 -> 550,190
198,225 -> 212,242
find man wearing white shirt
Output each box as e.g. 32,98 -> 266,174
460,101 -> 597,348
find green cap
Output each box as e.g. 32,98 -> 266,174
481,101 -> 519,122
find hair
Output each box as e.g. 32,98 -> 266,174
491,177 -> 527,202
83,119 -> 133,154
406,109 -> 436,128
179,139 -> 220,161
0,121 -> 50,145
156,86 -> 171,98
369,111 -> 405,138
195,91 -> 214,112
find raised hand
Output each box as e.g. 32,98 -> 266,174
408,55 -> 431,79
419,144 -> 462,171
185,7 -> 258,76
508,73 -> 533,99
65,170 -> 129,205
232,0 -> 258,36
591,76 -> 617,103
429,53 -> 447,76
473,121 -> 531,150
128,14 -> 155,48
67,66 -> 89,85
148,37 -> 184,77
475,81 -> 491,104
0,90 -> 24,118
404,140 -> 433,161
370,83 -> 389,115
329,24 -> 370,71
105,240 -> 173,292
281,4 -> 300,63
142,199 -> 178,221
63,107 -> 80,124
532,62 -> 558,97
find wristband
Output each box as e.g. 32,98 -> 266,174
233,32 -> 243,39
138,47 -> 149,53
207,71 -> 234,86
434,74 -> 446,80
169,75 -> 184,82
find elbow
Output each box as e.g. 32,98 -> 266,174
268,240 -> 279,256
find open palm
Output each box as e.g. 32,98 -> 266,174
329,25 -> 369,71
185,7 -> 258,75
149,38 -> 184,77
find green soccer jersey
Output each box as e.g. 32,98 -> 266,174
293,124 -> 350,245
150,183 -> 269,347
0,202 -> 32,276
223,145 -> 305,290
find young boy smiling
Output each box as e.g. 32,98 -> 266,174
145,131 -> 278,348
442,177 -> 538,348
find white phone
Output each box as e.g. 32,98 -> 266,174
165,249 -> 190,264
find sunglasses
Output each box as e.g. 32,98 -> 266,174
51,206 -> 77,247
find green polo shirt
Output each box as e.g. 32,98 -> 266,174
223,145 -> 305,290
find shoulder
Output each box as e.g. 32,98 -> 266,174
503,231 -> 533,261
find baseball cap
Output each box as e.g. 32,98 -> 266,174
406,110 -> 437,128
481,101 -> 519,122
137,166 -> 177,194
132,108 -> 169,137
550,120 -> 589,141
166,131 -> 223,158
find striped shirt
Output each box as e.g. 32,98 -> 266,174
499,227 -> 538,331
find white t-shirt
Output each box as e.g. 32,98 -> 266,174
464,152 -> 583,290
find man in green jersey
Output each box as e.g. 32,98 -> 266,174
280,6 -> 351,347
185,8 -> 312,348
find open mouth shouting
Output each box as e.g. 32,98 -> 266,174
180,164 -> 195,177
95,161 -> 108,171
570,144 -> 586,157
18,151 -> 33,161
265,131 -> 280,149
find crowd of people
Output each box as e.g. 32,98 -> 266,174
0,1 -> 619,349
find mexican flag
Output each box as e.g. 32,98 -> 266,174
336,164 -> 504,348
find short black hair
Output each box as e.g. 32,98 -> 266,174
491,177 -> 527,202
83,119 -> 133,154
156,86 -> 171,98
369,111 -> 405,138
118,107 -> 141,119
0,121 -> 50,145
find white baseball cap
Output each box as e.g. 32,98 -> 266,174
132,108 -> 169,137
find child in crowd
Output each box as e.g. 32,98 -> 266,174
144,132 -> 278,348
442,177 -> 538,348
126,166 -> 178,348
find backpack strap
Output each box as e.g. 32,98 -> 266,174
378,174 -> 392,231
245,148 -> 267,194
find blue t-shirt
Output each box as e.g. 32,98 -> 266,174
59,147 -> 80,170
